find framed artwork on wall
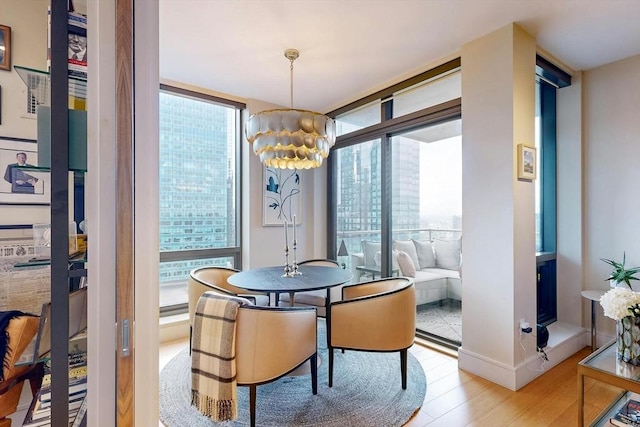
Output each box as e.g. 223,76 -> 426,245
0,25 -> 11,71
0,137 -> 50,205
263,167 -> 302,226
517,143 -> 537,181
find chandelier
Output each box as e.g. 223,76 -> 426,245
246,49 -> 336,169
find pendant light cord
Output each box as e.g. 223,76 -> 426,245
289,57 -> 294,109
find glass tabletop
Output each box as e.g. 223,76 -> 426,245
581,340 -> 640,383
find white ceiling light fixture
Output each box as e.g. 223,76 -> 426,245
246,49 -> 336,170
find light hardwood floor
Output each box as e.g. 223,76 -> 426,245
159,338 -> 620,427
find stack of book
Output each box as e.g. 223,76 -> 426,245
611,398 -> 640,426
23,351 -> 87,427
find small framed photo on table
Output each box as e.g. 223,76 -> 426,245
0,25 -> 11,71
517,144 -> 537,180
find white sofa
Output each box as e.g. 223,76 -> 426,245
351,238 -> 461,306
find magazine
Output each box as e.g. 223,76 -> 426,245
611,398 -> 640,426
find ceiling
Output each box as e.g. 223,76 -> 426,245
159,0 -> 640,113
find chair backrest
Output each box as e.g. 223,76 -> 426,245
342,277 -> 411,301
188,267 -> 240,325
298,259 -> 340,268
0,315 -> 40,419
235,305 -> 317,384
192,291 -> 317,386
332,277 -> 415,351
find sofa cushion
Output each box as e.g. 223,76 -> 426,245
361,241 -> 381,268
374,250 -> 400,270
413,239 -> 436,269
413,269 -> 451,282
396,251 -> 416,277
433,238 -> 461,270
393,240 -> 420,271
423,267 -> 460,279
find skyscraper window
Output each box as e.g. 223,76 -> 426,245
158,86 -> 244,312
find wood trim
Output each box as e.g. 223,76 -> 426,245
115,0 -> 135,425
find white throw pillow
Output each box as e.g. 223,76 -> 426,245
433,238 -> 462,270
393,240 -> 420,271
396,251 -> 416,277
375,250 -> 400,270
361,241 -> 381,268
413,239 -> 436,269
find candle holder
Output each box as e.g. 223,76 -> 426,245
291,238 -> 302,276
283,245 -> 292,277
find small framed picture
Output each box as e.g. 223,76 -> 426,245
0,138 -> 50,205
0,25 -> 11,71
517,144 -> 537,180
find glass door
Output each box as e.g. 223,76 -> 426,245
391,119 -> 462,347
334,139 -> 382,283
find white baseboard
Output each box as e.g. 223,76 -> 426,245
458,321 -> 587,390
159,313 -> 189,343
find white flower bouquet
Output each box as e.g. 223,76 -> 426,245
600,287 -> 640,320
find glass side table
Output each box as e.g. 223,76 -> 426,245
578,339 -> 640,426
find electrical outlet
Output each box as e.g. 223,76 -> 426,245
519,318 -> 532,334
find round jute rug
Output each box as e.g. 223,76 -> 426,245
159,320 -> 426,426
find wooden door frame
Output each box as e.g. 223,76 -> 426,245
113,0 -> 161,424
115,0 -> 135,424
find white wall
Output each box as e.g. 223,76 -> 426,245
557,71 -> 583,329
458,23 -> 538,390
0,0 -> 49,226
583,55 -> 640,338
0,0 -> 47,138
86,0 -> 117,424
244,98 -> 328,269
134,0 -> 160,424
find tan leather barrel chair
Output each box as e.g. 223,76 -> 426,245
0,315 -> 44,427
188,266 -> 269,352
327,277 -> 415,389
279,259 -> 340,316
195,296 -> 318,427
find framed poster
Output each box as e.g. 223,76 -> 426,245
0,137 -> 50,205
0,25 -> 10,71
263,167 -> 302,226
517,144 -> 537,180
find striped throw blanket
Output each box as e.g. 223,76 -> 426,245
191,292 -> 248,421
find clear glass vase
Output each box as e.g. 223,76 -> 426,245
617,315 -> 640,365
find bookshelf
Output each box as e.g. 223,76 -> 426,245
20,3 -> 89,426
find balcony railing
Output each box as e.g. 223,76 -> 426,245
336,227 -> 462,270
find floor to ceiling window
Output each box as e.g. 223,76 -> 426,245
158,85 -> 244,314
534,56 -> 571,328
328,59 -> 462,348
335,139 -> 382,265
391,122 -> 462,346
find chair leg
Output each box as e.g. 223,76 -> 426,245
400,349 -> 408,390
27,362 -> 45,397
250,385 -> 257,427
328,346 -> 334,387
310,353 -> 318,395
